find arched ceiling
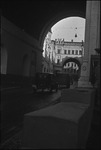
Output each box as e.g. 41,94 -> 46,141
1,0 -> 86,41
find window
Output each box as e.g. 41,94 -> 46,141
79,50 -> 82,55
68,50 -> 70,54
72,50 -> 74,54
57,59 -> 60,64
76,50 -> 78,55
48,45 -> 51,49
64,50 -> 67,54
57,49 -> 61,54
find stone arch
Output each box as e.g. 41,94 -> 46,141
62,57 -> 82,71
22,54 -> 30,76
39,10 -> 85,48
1,45 -> 8,74
62,57 -> 83,78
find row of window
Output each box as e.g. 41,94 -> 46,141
57,49 -> 82,55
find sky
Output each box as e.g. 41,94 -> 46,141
51,17 -> 85,42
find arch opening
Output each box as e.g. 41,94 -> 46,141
39,10 -> 85,48
63,57 -> 81,79
63,57 -> 81,70
39,10 -> 85,74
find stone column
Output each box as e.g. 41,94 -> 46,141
78,0 -> 100,87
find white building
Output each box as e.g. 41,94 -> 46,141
42,30 -> 54,73
51,39 -> 84,73
51,39 -> 84,64
42,32 -> 84,73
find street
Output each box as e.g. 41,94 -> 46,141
1,87 -> 61,144
1,87 -> 100,149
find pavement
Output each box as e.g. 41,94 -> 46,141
1,89 -> 61,149
1,88 -> 100,149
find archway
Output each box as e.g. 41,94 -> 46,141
39,10 -> 85,48
62,57 -> 82,82
22,54 -> 30,76
63,57 -> 82,68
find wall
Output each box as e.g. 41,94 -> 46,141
78,1 -> 100,87
1,16 -> 42,77
53,40 -> 84,63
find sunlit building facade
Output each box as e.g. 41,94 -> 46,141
42,30 -> 54,73
51,39 -> 84,64
42,32 -> 84,73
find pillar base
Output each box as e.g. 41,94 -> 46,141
78,76 -> 93,88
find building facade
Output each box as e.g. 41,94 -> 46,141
1,16 -> 42,77
43,34 -> 84,74
52,39 -> 84,73
42,30 -> 54,73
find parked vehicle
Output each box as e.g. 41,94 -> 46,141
55,73 -> 70,89
32,73 -> 58,92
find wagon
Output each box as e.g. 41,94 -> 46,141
32,73 -> 58,92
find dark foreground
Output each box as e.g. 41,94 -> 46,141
0,88 -> 100,149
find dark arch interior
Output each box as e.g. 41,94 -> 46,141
2,1 -> 86,40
